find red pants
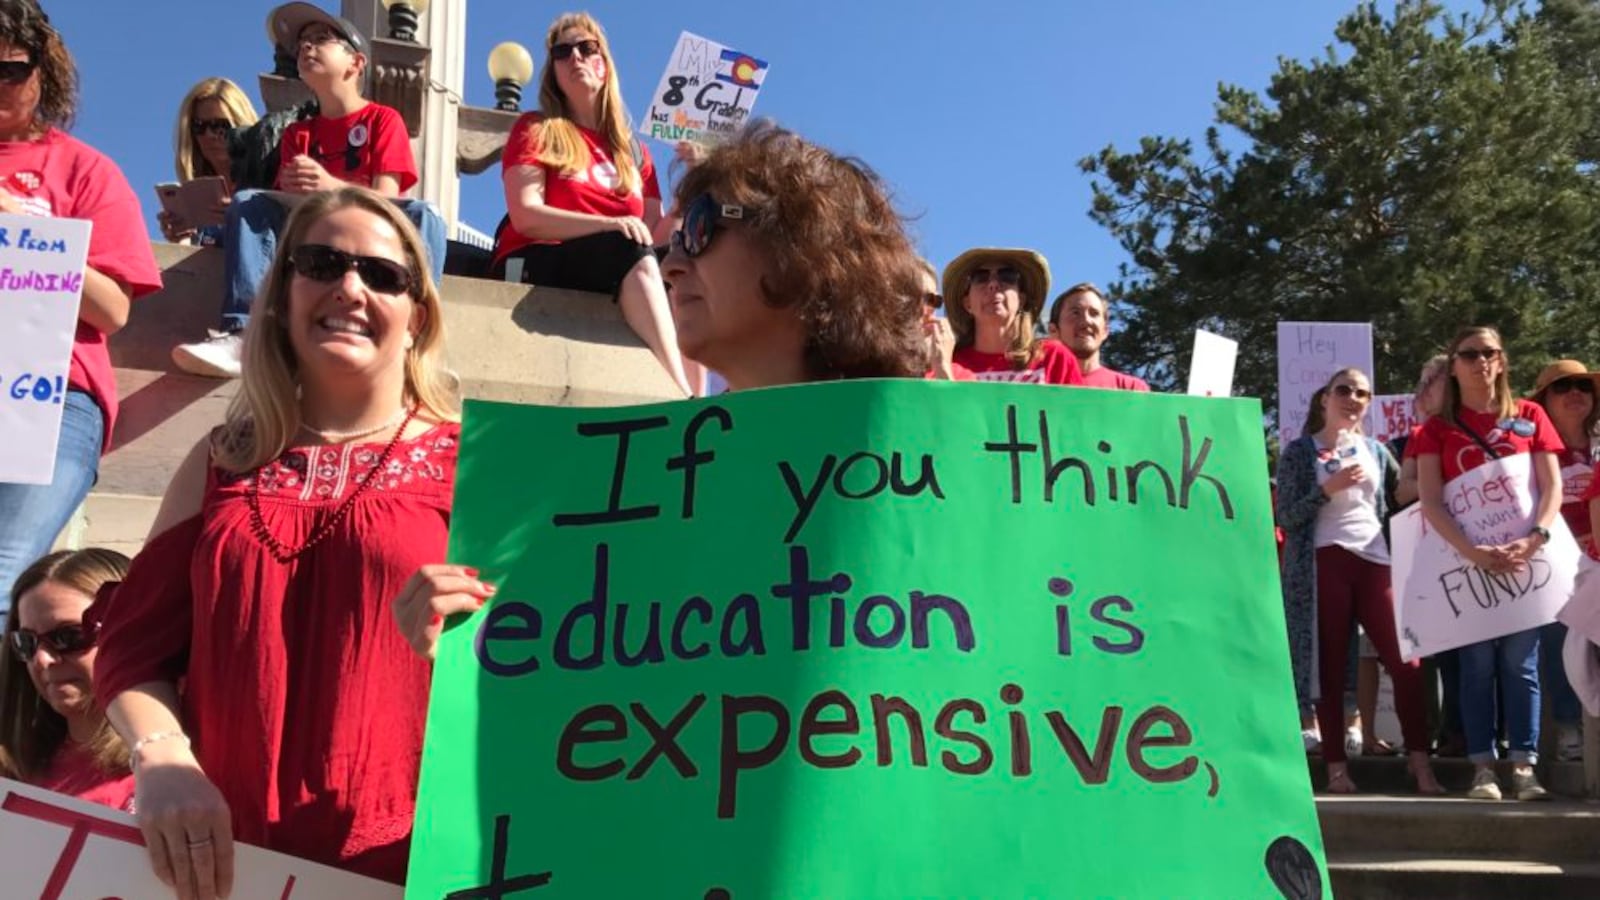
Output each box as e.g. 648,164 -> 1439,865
1315,545 -> 1428,763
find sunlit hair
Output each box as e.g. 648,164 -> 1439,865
1444,326 -> 1516,422
0,548 -> 131,782
1301,367 -> 1369,437
173,77 -> 258,183
673,121 -> 924,380
0,0 -> 75,130
1412,353 -> 1449,420
215,187 -> 460,473
532,13 -> 640,197
1048,282 -> 1107,332
914,257 -> 938,285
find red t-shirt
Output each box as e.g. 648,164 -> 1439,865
493,113 -> 661,263
0,128 -> 163,451
952,340 -> 1084,386
1078,364 -> 1150,392
1556,442 -> 1595,543
278,103 -> 417,194
1410,401 -> 1563,482
925,363 -> 976,381
36,743 -> 135,812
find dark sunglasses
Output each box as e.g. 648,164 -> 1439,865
1331,384 -> 1373,401
551,39 -> 602,61
1455,347 -> 1502,363
969,266 -> 1022,288
288,244 -> 414,295
0,59 -> 35,85
922,292 -> 943,310
9,622 -> 98,660
189,118 -> 232,137
1549,377 -> 1597,396
671,194 -> 747,258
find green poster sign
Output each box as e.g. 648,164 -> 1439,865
408,381 -> 1327,899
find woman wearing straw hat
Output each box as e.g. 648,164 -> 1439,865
1531,358 -> 1600,761
943,248 -> 1083,384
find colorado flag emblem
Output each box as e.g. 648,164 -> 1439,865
716,49 -> 769,90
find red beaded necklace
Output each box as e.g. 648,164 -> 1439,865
248,406 -> 419,563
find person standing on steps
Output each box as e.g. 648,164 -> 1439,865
1047,282 -> 1150,391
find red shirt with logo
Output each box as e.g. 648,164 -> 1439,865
0,128 -> 162,451
952,340 -> 1084,386
1555,440 -> 1596,543
1410,400 -> 1563,483
278,103 -> 417,193
493,113 -> 661,264
1078,364 -> 1150,392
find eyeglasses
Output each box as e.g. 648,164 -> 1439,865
300,28 -> 353,50
551,39 -> 602,61
288,245 -> 414,296
1455,347 -> 1502,362
671,193 -> 747,259
0,59 -> 35,85
922,292 -> 943,310
1549,377 -> 1597,396
1331,384 -> 1373,401
189,118 -> 232,137
969,266 -> 1022,288
8,622 -> 98,660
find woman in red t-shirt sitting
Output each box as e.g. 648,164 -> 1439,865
0,548 -> 134,811
492,12 -> 692,395
1412,326 -> 1564,801
942,248 -> 1083,385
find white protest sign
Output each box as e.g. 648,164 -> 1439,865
642,31 -> 769,144
0,215 -> 91,485
0,777 -> 401,900
1186,329 -> 1238,397
1276,321 -> 1373,439
1390,455 -> 1580,660
1368,393 -> 1418,445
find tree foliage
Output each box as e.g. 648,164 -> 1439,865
1081,0 -> 1600,417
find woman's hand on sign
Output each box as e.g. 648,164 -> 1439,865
392,564 -> 496,659
0,188 -> 28,216
1320,464 -> 1365,497
133,739 -> 235,900
1501,535 -> 1544,564
1466,544 -> 1519,573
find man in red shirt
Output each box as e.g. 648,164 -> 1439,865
172,3 -> 447,379
1048,282 -> 1151,392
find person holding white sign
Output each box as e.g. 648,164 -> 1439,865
1276,369 -> 1441,794
1413,326 -> 1564,800
491,12 -> 693,396
0,0 -> 164,610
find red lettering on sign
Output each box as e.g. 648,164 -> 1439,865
2,791 -> 145,900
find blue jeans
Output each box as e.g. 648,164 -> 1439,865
1541,620 -> 1582,726
0,391 -> 103,613
221,190 -> 449,332
1459,628 -> 1542,764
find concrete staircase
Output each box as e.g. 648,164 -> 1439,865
70,242 -> 681,556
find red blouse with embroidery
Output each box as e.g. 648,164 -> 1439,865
95,422 -> 459,884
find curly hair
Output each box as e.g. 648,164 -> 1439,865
0,0 -> 75,131
673,122 -> 924,380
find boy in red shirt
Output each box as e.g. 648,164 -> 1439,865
172,3 -> 446,378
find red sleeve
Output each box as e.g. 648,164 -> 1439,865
68,145 -> 163,299
1044,343 -> 1084,386
93,516 -> 200,704
951,362 -> 976,382
1584,462 -> 1600,504
1410,416 -> 1446,457
1524,401 -> 1564,454
639,143 -> 661,203
1401,424 -> 1424,460
501,113 -> 545,171
366,105 -> 417,194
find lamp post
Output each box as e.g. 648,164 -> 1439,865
487,42 -> 533,112
380,0 -> 430,42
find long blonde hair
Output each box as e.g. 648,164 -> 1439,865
174,77 -> 259,183
1444,326 -> 1517,422
0,548 -> 132,782
531,12 -> 641,197
215,187 -> 460,473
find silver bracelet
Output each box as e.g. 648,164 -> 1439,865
130,730 -> 190,759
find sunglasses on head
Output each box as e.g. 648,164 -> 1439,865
9,622 -> 97,660
551,39 -> 602,61
1331,384 -> 1372,401
189,118 -> 231,137
1549,377 -> 1597,396
671,193 -> 747,259
0,59 -> 35,85
288,244 -> 414,296
969,266 -> 1022,288
1455,347 -> 1502,362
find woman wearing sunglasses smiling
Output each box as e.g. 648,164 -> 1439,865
491,12 -> 693,395
1276,369 -> 1442,795
0,0 -> 162,613
96,187 -> 461,894
1412,326 -> 1564,801
160,77 -> 258,244
941,247 -> 1083,385
0,548 -> 133,811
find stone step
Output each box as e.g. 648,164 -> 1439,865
1327,852 -> 1600,900
1317,794 -> 1600,862
1308,754 -> 1589,797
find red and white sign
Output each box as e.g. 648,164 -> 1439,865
1367,394 -> 1418,445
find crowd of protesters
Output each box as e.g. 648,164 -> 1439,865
1,1 -> 1598,896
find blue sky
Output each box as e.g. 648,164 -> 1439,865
55,0 -> 1474,295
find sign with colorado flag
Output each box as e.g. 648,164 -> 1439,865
643,32 -> 772,144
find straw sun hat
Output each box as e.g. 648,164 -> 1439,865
1530,359 -> 1600,399
940,248 -> 1051,339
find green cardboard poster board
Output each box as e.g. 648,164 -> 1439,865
408,381 -> 1327,899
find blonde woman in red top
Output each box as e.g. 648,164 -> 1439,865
943,247 -> 1083,385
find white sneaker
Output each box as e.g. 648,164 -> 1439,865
1557,724 -> 1584,762
172,331 -> 243,378
1467,767 -> 1502,800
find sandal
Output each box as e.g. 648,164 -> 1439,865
1363,738 -> 1400,757
1408,758 -> 1446,796
1323,767 -> 1359,794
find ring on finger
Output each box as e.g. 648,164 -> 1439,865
187,835 -> 214,849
